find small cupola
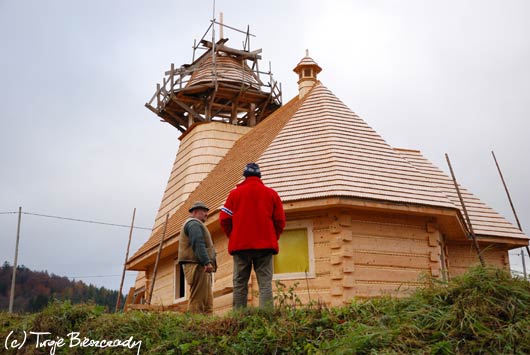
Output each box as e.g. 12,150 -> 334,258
293,50 -> 322,99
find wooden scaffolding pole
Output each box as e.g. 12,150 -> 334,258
147,213 -> 169,305
492,150 -> 529,279
116,208 -> 136,312
8,207 -> 22,313
445,154 -> 485,266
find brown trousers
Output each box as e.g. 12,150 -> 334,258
182,263 -> 213,314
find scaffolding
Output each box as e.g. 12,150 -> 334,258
145,22 -> 282,133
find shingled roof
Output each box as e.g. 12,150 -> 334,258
128,81 -> 527,266
258,83 -> 455,207
396,148 -> 527,240
187,54 -> 260,89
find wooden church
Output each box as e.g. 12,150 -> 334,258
125,24 -> 529,313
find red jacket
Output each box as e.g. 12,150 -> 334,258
220,176 -> 286,254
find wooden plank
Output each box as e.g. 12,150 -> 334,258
273,276 -> 331,291
353,282 -> 418,298
213,286 -> 233,298
447,243 -> 507,271
170,96 -> 204,122
200,40 -> 262,60
133,289 -> 144,305
351,235 -> 431,255
167,300 -> 187,312
213,292 -> 232,311
213,279 -> 232,293
350,222 -> 429,240
123,287 -> 136,308
354,266 -> 429,283
353,252 -> 432,269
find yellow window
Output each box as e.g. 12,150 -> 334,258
274,228 -> 309,274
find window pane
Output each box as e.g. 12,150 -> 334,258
274,228 -> 309,274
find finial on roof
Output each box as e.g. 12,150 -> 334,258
293,50 -> 322,99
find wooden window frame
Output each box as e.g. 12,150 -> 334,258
273,220 -> 315,280
173,261 -> 187,303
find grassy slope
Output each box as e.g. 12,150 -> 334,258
1,267 -> 529,355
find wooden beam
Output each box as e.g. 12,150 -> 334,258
145,103 -> 159,114
116,208 -> 136,312
445,154 -> 485,266
123,287 -> 136,309
148,214 -> 169,305
163,47 -> 216,76
156,111 -> 186,132
170,96 -> 204,122
164,107 -> 189,126
200,39 -> 262,60
248,103 -> 256,127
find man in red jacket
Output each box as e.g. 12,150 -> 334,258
220,163 -> 286,309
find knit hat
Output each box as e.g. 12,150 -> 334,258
188,201 -> 210,212
243,163 -> 261,178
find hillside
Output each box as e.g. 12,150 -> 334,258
0,262 -> 122,312
1,266 -> 529,354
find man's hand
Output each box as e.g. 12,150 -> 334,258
204,263 -> 214,273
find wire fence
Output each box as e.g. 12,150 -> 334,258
1,209 -> 151,285
0,210 -> 152,231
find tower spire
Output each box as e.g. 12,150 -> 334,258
293,50 -> 322,99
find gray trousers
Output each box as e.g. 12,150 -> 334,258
232,250 -> 273,309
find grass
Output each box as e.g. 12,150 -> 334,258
1,266 -> 529,354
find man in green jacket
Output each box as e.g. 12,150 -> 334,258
177,201 -> 216,314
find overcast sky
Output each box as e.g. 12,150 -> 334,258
1,0 -> 529,293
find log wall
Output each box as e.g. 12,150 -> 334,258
446,242 -> 509,277
242,210 -> 442,308
145,257 -> 178,306
142,209 -> 511,313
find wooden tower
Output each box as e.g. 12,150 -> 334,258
129,23 -> 284,300
145,22 -> 282,133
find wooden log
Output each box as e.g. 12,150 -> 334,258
123,287 -> 136,308
170,97 -> 204,122
148,214 -> 169,304
353,282 -> 418,298
213,286 -> 233,298
354,266 -> 429,283
116,208 -> 136,312
352,252 -> 432,269
350,235 -> 431,255
200,40 -> 262,60
213,293 -> 232,312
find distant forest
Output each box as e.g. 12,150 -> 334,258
0,262 -> 123,312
